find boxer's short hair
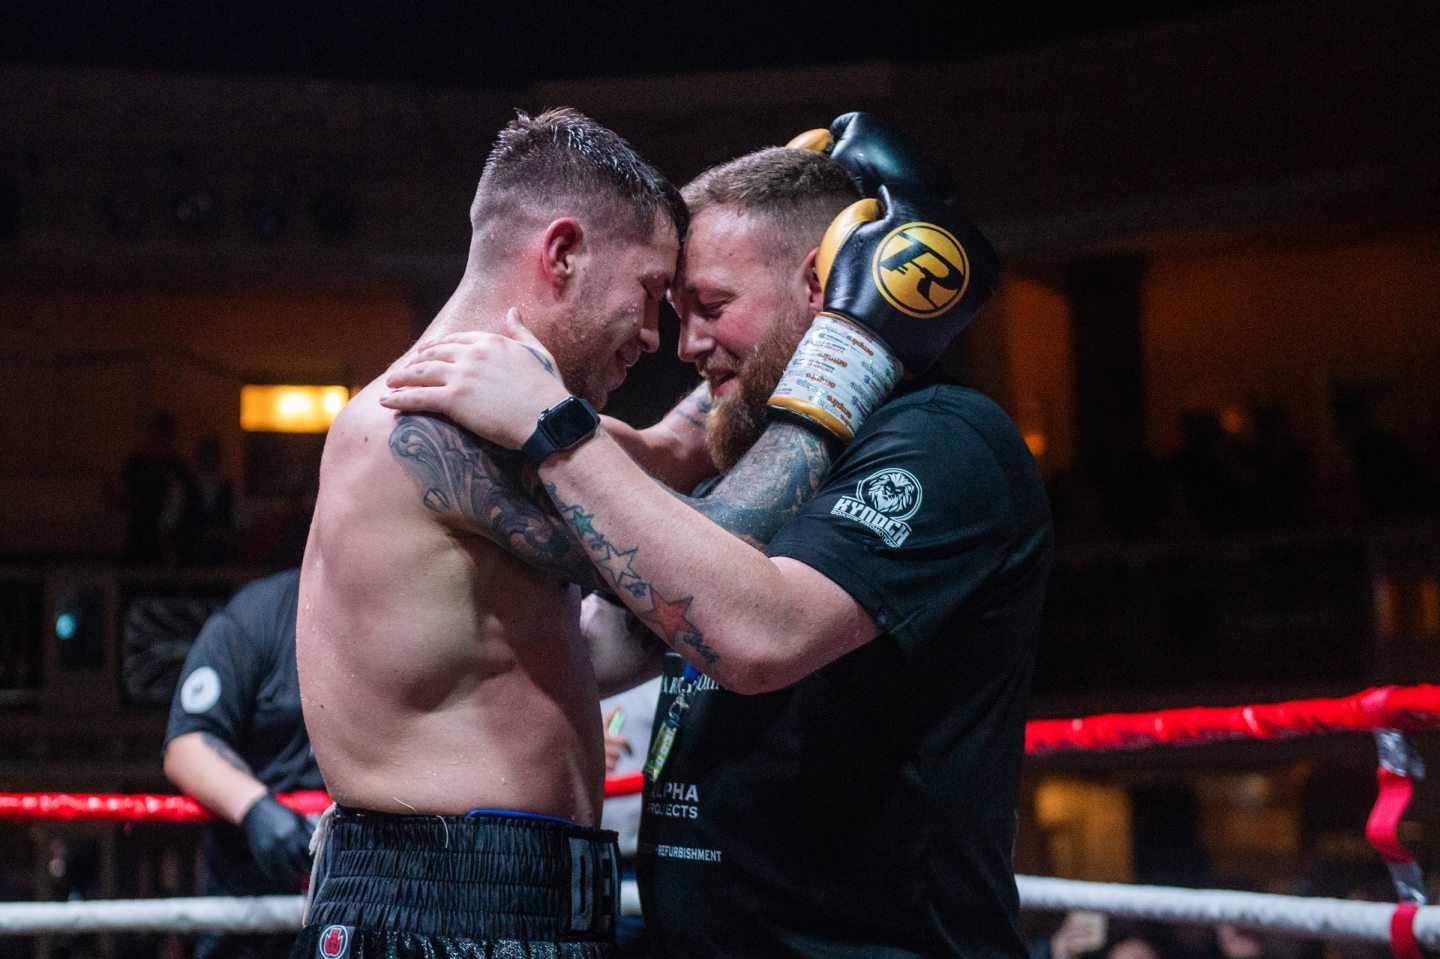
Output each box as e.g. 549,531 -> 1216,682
682,147 -> 859,259
471,108 -> 686,247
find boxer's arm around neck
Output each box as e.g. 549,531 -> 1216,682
677,423 -> 831,548
603,383 -> 716,495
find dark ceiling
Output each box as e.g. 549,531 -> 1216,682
3,0 -> 1262,88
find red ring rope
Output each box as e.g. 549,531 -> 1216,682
3,685 -> 1437,822
1368,769 -> 1416,864
1025,684 -> 1440,755
0,777 -> 648,822
0,791 -> 333,823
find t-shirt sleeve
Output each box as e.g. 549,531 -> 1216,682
164,598 -> 265,748
765,397 -> 1020,652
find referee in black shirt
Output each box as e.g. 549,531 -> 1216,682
164,569 -> 323,959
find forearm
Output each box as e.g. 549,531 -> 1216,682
163,732 -> 268,824
603,383 -> 715,495
684,421 -> 832,547
604,390 -> 833,548
581,593 -> 667,698
541,430 -> 817,691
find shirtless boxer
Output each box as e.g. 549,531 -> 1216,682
290,108 -> 689,959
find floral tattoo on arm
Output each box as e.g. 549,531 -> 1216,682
389,414 -> 603,589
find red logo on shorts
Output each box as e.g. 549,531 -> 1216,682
318,924 -> 349,959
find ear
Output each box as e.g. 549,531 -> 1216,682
801,246 -> 824,315
540,218 -> 584,289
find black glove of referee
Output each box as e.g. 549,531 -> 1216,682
241,794 -> 313,888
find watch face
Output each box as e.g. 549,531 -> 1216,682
544,396 -> 600,449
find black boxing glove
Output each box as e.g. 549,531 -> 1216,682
241,794 -> 313,888
787,112 -> 953,200
768,183 -> 998,441
822,182 -> 998,371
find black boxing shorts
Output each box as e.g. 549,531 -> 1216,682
290,807 -> 620,959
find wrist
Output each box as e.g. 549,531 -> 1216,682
229,782 -> 271,825
240,793 -> 281,832
522,395 -> 601,469
767,313 -> 900,442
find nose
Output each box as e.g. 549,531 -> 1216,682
677,311 -> 712,364
638,301 -> 661,355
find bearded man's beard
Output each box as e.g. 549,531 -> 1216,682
704,326 -> 796,473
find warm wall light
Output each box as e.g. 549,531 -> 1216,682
240,385 -> 349,433
1420,577 -> 1440,635
1219,404 -> 1250,438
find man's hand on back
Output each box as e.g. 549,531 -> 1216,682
381,309 -> 569,449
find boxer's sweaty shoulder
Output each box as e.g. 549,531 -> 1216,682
297,378 -> 603,823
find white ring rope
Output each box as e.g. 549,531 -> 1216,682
0,880 -> 1435,943
0,895 -> 301,935
1017,877 -> 1439,945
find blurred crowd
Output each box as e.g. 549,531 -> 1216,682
109,411 -> 316,570
1049,387 -> 1440,547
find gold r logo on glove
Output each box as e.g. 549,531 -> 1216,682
871,223 -> 969,318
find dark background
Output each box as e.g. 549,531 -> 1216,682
3,0 -> 1260,88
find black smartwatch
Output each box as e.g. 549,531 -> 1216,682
522,396 -> 600,469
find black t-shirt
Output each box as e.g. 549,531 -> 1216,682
637,384 -> 1053,958
164,568 -> 322,895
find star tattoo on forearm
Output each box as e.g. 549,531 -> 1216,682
548,485 -> 721,665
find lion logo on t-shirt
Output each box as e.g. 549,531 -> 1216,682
832,468 -> 924,548
861,469 -> 922,520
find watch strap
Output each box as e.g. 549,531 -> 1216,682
522,396 -> 599,469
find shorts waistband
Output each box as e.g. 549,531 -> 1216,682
468,807 -> 580,826
305,805 -> 619,941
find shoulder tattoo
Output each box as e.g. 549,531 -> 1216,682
388,414 -> 601,586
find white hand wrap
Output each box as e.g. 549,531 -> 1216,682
767,312 -> 901,442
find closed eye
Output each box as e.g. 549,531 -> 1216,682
696,299 -> 728,320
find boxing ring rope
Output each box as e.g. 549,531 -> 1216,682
0,884 -> 1434,945
1015,880 -> 1438,952
0,779 -> 639,823
0,790 -> 334,824
1023,684 -> 1440,754
2,685 -> 1436,950
0,897 -> 302,935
